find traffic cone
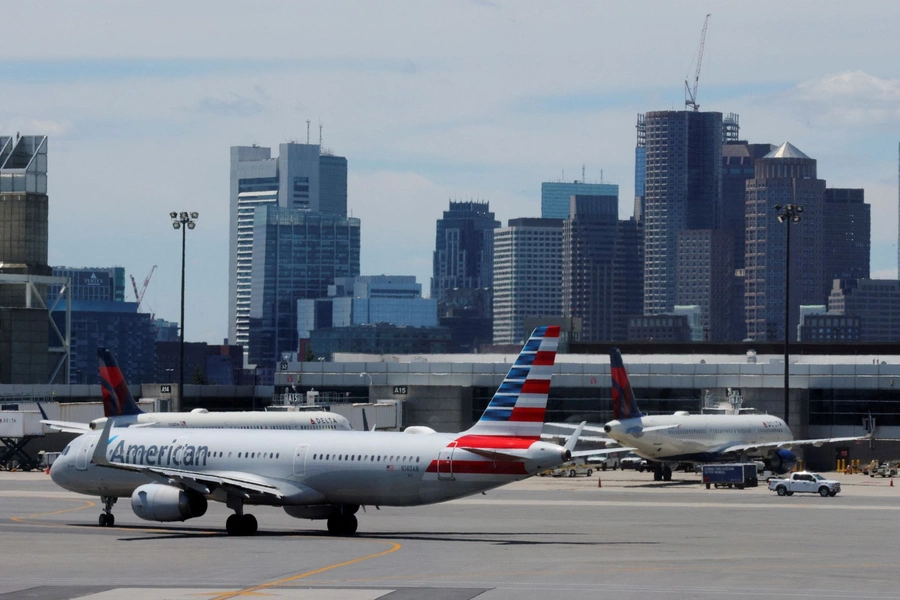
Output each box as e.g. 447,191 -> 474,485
45,466 -> 50,475
597,477 -> 602,488
891,478 -> 894,487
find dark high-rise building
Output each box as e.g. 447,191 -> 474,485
745,142 -> 826,341
228,142 -> 348,355
248,206 -> 360,383
562,194 -> 643,342
824,188 -> 870,295
641,111 -> 722,316
721,142 -> 775,270
829,279 -> 900,342
431,201 -> 499,305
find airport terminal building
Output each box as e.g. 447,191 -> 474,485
276,343 -> 900,469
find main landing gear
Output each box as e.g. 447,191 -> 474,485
653,464 -> 673,482
98,496 -> 117,527
327,504 -> 360,536
225,495 -> 258,536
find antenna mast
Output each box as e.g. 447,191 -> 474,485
306,119 -> 311,144
685,13 -> 710,112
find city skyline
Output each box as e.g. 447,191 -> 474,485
3,2 -> 899,344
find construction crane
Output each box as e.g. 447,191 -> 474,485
130,265 -> 157,316
685,14 -> 711,112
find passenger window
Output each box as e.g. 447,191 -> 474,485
238,452 -> 242,458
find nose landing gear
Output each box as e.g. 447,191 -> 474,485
98,496 -> 117,527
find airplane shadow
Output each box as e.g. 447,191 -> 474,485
64,523 -> 659,546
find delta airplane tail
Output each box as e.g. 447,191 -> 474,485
462,325 -> 559,439
98,348 -> 144,417
610,347 -> 643,421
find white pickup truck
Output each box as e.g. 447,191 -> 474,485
768,472 -> 841,497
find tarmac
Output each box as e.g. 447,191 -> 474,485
1,468 -> 899,600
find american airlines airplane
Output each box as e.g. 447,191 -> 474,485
40,348 -> 350,433
50,327 -> 608,536
602,348 -> 869,481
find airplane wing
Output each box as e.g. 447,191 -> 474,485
721,434 -> 870,455
545,422 -> 609,435
41,419 -> 91,434
90,419 -> 284,499
570,447 -> 634,459
541,433 -> 611,443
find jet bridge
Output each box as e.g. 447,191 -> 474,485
0,409 -> 45,470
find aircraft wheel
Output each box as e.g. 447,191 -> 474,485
327,514 -> 358,536
226,514 -> 241,536
107,514 -> 115,527
99,514 -> 108,527
241,514 -> 258,535
662,467 -> 673,481
344,514 -> 358,535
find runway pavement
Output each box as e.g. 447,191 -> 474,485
1,469 -> 899,600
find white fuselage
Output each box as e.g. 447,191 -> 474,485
50,427 -> 568,507
605,414 -> 791,462
88,410 -> 350,431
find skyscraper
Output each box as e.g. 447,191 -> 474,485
228,142 -> 348,356
744,142 -> 825,341
641,111 -> 722,316
431,201 -> 499,305
492,218 -> 563,345
247,206 -> 360,380
541,180 -> 619,220
824,188 -> 870,295
562,194 -> 643,342
432,201 -> 499,351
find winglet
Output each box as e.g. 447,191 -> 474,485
91,418 -> 114,467
564,421 -> 586,452
37,402 -> 49,420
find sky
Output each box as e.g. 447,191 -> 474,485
3,1 -> 899,344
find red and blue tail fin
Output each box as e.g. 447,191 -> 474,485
610,348 -> 642,420
98,348 -> 143,417
463,326 -> 559,439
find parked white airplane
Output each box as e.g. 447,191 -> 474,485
40,348 -> 350,433
602,348 -> 870,481
51,327 -> 613,536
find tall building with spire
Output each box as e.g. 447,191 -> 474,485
744,142 -> 826,341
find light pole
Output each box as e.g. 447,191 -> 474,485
774,203 -> 802,425
170,211 -> 198,412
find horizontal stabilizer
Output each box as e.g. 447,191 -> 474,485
41,419 -> 90,434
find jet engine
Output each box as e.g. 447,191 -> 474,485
765,449 -> 798,474
130,483 -> 208,522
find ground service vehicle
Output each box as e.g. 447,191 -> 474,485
768,472 -> 841,497
701,463 -> 758,489
870,462 -> 898,478
548,461 -> 593,477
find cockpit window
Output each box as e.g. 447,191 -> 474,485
62,444 -> 71,456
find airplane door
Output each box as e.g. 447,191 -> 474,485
293,444 -> 310,476
437,442 -> 456,480
76,436 -> 96,471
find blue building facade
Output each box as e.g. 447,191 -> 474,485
541,181 -> 620,220
248,206 -> 360,381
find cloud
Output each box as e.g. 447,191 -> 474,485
781,71 -> 900,127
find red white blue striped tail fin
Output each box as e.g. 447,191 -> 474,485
462,326 -> 559,438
